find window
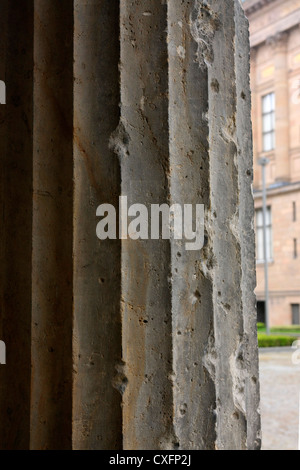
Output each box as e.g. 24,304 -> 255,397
256,207 -> 273,262
293,201 -> 297,222
262,93 -> 275,152
257,301 -> 265,324
294,239 -> 298,259
292,304 -> 300,325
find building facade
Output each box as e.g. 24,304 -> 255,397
244,0 -> 300,325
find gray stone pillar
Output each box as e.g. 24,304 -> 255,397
115,0 -> 260,451
0,0 -> 260,450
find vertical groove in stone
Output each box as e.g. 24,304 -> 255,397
119,0 -> 174,450
208,0 -> 248,450
30,0 -> 74,450
234,0 -> 261,450
73,0 -> 122,450
0,1 -> 34,450
168,0 -> 216,450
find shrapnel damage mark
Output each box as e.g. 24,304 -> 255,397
190,1 -> 220,67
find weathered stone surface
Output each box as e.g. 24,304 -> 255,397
118,0 -> 174,450
73,0 -> 122,450
31,0 -> 74,450
168,0 -> 216,450
234,1 -> 261,450
0,0 -> 260,450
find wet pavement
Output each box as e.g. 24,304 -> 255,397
259,347 -> 300,450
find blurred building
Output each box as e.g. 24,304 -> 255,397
243,0 -> 300,325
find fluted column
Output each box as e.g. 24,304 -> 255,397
0,0 -> 260,450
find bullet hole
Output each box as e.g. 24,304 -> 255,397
194,290 -> 201,301
177,252 -> 182,258
99,278 -> 105,284
241,91 -> 246,100
143,320 -> 148,324
90,361 -> 95,366
112,362 -> 128,395
246,169 -> 252,176
48,347 -> 54,353
218,291 -> 221,297
180,403 -> 187,416
211,78 -> 220,93
173,442 -> 180,449
237,350 -> 244,361
213,211 -> 217,218
252,376 -> 257,384
224,303 -> 231,311
233,411 -> 240,420
177,331 -> 182,335
122,134 -> 129,145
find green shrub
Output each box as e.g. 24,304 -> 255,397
257,323 -> 300,335
258,333 -> 298,348
271,326 -> 300,334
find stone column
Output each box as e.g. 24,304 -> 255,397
117,0 -> 260,450
0,0 -> 260,450
272,32 -> 290,183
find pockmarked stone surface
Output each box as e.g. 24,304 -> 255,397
0,0 -> 260,450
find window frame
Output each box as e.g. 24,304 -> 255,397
291,304 -> 300,326
255,206 -> 273,263
262,92 -> 275,153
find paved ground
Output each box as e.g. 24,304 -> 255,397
259,347 -> 300,450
